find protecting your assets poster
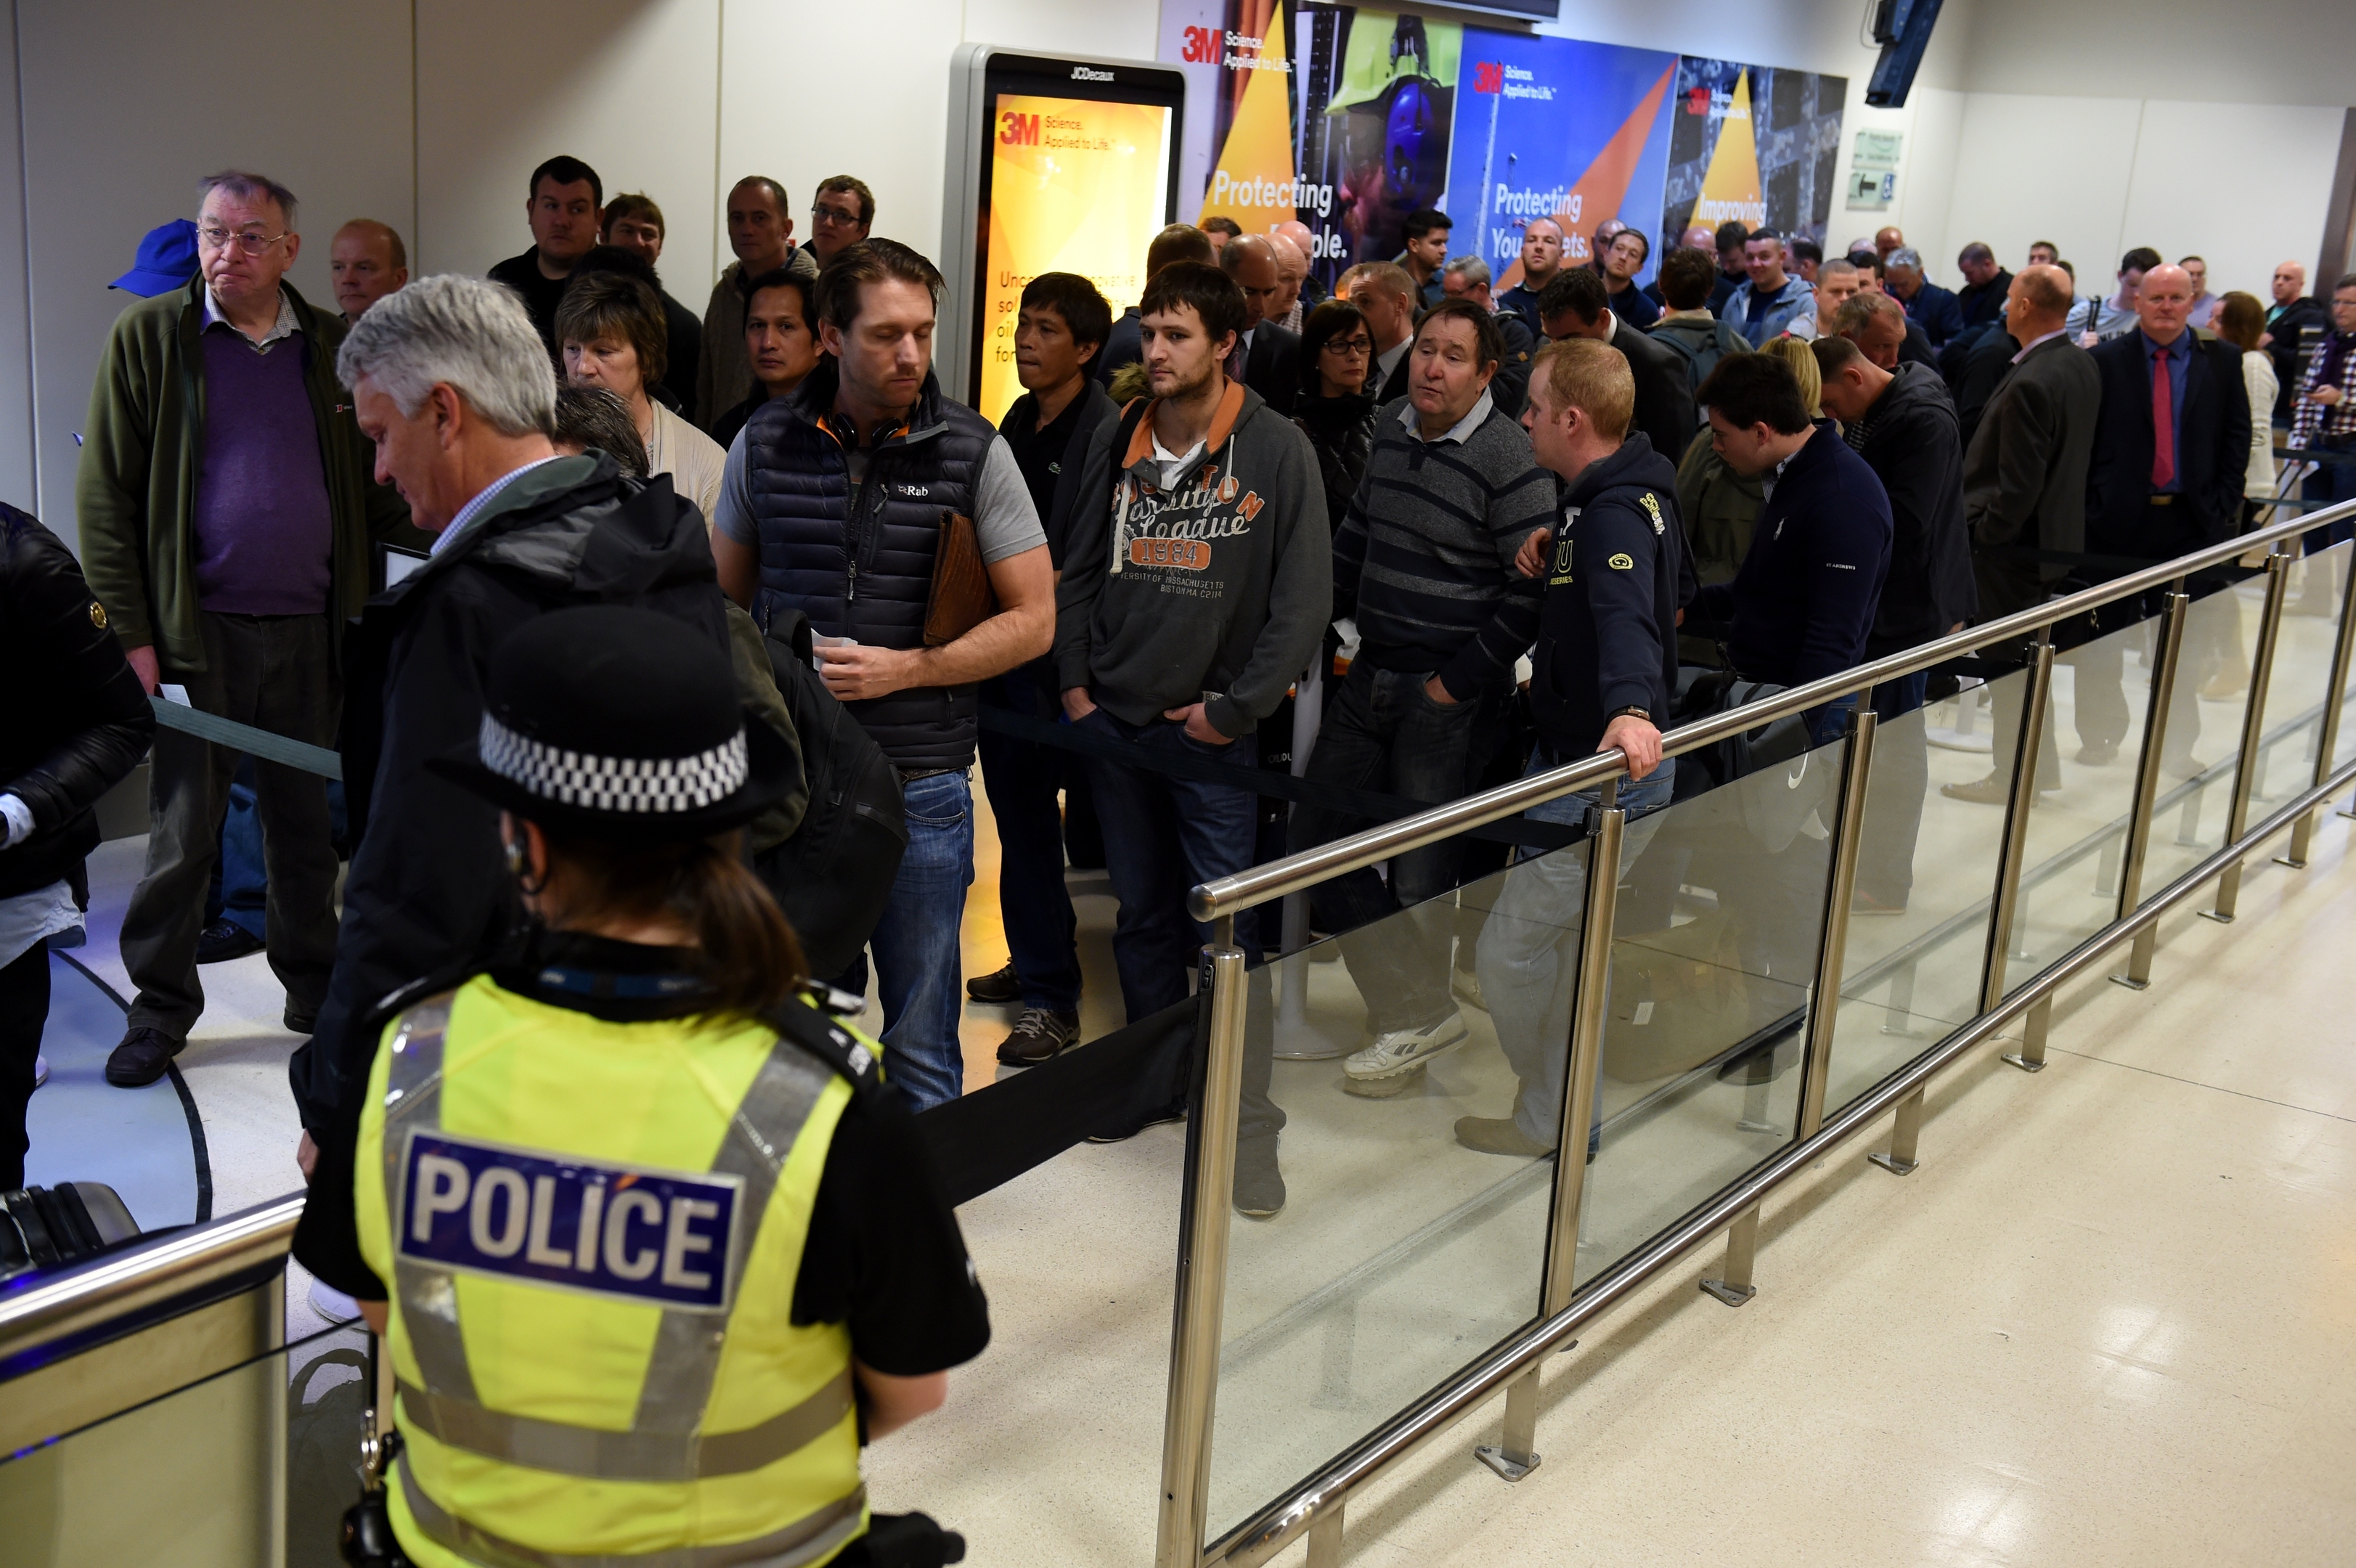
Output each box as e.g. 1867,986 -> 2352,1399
1157,4 -> 1846,293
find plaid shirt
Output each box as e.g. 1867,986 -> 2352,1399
2292,330 -> 2356,448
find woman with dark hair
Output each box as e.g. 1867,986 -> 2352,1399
1601,228 -> 1659,328
1294,298 -> 1379,534
335,605 -> 988,1568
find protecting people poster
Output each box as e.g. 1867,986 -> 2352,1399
1156,4 -> 1844,293
976,93 -> 1175,423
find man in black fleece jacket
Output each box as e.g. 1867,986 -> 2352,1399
1292,300 -> 1555,1088
1814,333 -> 1973,911
1690,354 -> 1893,744
1461,339 -> 1689,1158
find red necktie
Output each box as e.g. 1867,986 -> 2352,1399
2150,345 -> 2174,490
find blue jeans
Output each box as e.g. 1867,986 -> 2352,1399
213,763 -> 348,940
1287,661 -> 1504,1034
976,663 -> 1082,1011
1083,707 -> 1281,1143
867,769 -> 975,1112
1476,756 -> 1677,1146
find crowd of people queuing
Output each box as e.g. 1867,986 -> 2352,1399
2,150 -> 2353,1562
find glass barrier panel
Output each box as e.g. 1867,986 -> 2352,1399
1824,670 -> 2022,1113
0,1317 -> 368,1568
1570,733 -> 1843,1284
2010,611 -> 2162,981
1207,829 -> 1565,1538
2253,542 -> 2351,809
2132,579 -> 2250,897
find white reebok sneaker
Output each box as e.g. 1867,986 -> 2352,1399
1343,1012 -> 1469,1081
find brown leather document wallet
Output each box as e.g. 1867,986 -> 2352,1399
924,510 -> 997,645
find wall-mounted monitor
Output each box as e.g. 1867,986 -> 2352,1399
940,46 -> 1186,423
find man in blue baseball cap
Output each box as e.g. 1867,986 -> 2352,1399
110,219 -> 198,297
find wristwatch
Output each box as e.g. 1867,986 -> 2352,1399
1605,706 -> 1653,724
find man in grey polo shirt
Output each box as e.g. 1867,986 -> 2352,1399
711,240 -> 1054,1110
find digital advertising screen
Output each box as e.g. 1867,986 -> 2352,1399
941,49 -> 1185,422
976,93 -> 1173,423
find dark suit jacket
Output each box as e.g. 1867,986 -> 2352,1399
1369,341 -> 1412,404
1612,316 -> 1698,468
2085,330 -> 2250,562
1242,322 -> 1302,418
1962,333 -> 2100,616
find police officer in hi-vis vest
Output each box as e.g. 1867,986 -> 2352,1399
327,605 -> 988,1568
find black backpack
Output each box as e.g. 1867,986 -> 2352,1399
749,605 -> 908,979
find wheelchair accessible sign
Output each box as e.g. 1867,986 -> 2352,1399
398,1130 -> 743,1312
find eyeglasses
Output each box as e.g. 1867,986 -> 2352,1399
196,226 -> 289,256
1321,337 -> 1373,356
811,205 -> 863,228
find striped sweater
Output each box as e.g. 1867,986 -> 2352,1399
1332,394 -> 1557,700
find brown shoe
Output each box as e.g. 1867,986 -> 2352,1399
1454,1116 -> 1553,1157
1939,772 -> 2011,804
996,1007 -> 1080,1066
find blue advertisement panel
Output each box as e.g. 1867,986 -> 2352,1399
1446,33 -> 1678,288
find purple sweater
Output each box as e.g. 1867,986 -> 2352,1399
192,326 -> 333,615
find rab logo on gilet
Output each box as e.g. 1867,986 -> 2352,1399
398,1130 -> 742,1311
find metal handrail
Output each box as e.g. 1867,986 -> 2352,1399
0,1193 -> 303,1367
1191,495 -> 2356,921
1205,753 -> 2356,1568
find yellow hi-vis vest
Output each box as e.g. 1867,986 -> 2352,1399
355,976 -> 873,1568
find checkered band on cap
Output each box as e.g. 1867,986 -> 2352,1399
478,711 -> 749,814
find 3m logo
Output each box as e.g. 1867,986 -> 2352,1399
1000,110 -> 1039,147
1181,25 -> 1218,63
1129,537 -> 1212,571
1686,86 -> 1711,115
1472,61 -> 1504,94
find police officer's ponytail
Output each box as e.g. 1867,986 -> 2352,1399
539,828 -> 807,1019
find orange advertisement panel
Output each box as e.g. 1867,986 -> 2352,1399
979,94 -> 1173,425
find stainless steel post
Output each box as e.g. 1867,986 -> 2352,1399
1477,790 -> 1624,1484
1700,1206 -> 1761,1307
1275,661 -> 1332,1059
2120,593 -> 2186,946
1154,918 -> 1250,1568
2206,553 -> 2292,923
1980,640 -> 2054,1012
1797,711 -> 1878,1140
2279,546 -> 2356,867
1870,1087 -> 1925,1176
1305,1506 -> 1344,1568
2002,995 -> 2053,1074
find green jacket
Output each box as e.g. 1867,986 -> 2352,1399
74,277 -> 417,672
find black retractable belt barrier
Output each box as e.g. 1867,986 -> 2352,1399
977,703 -> 1579,854
917,996 -> 1197,1207
147,696 -> 344,779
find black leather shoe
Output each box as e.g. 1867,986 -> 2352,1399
195,918 -> 264,964
105,1026 -> 183,1087
966,962 -> 1022,1004
284,1008 -> 318,1035
996,1007 -> 1080,1065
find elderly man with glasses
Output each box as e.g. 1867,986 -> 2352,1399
76,170 -> 417,1091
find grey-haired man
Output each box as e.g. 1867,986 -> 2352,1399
288,274 -> 736,1302
78,171 -> 414,1090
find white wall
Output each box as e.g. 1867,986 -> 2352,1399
0,0 -> 2347,535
